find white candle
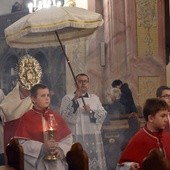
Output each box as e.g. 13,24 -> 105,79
42,0 -> 47,8
52,0 -> 56,6
38,1 -> 43,10
28,2 -> 33,13
33,0 -> 36,8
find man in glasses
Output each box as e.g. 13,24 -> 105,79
60,73 -> 107,170
156,85 -> 170,131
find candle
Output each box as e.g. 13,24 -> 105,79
52,0 -> 56,6
38,1 -> 43,10
49,127 -> 53,131
33,0 -> 36,8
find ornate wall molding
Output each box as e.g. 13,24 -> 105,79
136,0 -> 158,57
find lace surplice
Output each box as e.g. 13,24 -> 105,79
60,93 -> 107,170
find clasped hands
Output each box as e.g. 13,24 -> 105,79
43,140 -> 64,159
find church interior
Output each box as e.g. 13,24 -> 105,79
0,0 -> 170,169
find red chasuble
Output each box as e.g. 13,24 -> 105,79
15,107 -> 71,142
4,118 -> 21,148
118,127 -> 170,170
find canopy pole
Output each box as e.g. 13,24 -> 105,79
55,31 -> 86,106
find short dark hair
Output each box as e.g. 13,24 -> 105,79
112,79 -> 123,88
156,86 -> 170,97
30,83 -> 48,97
75,73 -> 89,80
143,98 -> 169,121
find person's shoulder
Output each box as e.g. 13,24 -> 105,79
62,93 -> 75,99
88,93 -> 101,102
21,109 -> 34,118
121,129 -> 144,153
88,93 -> 99,98
127,128 -> 144,142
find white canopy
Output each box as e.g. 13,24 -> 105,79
5,6 -> 103,49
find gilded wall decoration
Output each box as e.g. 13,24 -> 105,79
136,0 -> 158,57
138,76 -> 160,108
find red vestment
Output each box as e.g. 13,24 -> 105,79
118,126 -> 170,170
4,118 -> 21,148
14,107 -> 71,142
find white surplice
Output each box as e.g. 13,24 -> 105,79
60,93 -> 107,170
18,134 -> 72,170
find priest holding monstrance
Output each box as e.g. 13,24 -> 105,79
0,55 -> 42,161
0,55 -> 72,169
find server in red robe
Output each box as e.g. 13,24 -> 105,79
15,83 -> 73,170
116,98 -> 170,170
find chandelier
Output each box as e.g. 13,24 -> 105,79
27,0 -> 65,13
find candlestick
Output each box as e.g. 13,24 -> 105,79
44,129 -> 58,160
44,114 -> 58,161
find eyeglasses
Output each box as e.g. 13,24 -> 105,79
161,95 -> 170,99
77,80 -> 89,84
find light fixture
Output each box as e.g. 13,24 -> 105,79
27,0 -> 65,13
